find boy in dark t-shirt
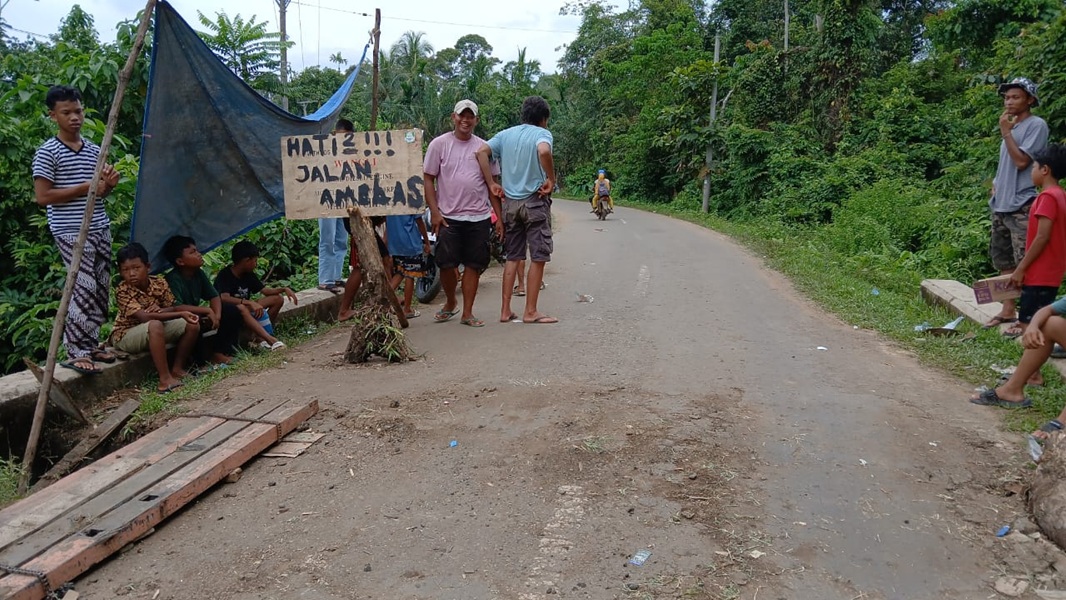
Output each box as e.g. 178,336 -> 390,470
162,235 -> 235,364
214,241 -> 298,351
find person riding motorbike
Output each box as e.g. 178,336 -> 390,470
591,169 -> 613,213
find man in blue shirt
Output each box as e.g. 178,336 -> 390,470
476,96 -> 558,324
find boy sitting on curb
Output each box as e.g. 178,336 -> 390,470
214,240 -> 297,351
110,243 -> 200,393
162,235 -> 235,365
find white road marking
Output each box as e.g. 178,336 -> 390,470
519,485 -> 586,599
636,265 -> 650,297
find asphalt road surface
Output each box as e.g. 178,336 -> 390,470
77,199 -> 1034,599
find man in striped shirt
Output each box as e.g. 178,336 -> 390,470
32,85 -> 121,375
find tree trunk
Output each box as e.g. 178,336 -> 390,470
1029,432 -> 1066,549
344,207 -> 412,363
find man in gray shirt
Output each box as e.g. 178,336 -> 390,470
985,77 -> 1049,330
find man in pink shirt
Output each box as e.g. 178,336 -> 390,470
423,99 -> 504,327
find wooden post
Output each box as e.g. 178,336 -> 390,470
18,0 -> 157,495
344,208 -> 413,363
277,0 -> 291,112
701,33 -> 720,214
370,9 -> 381,130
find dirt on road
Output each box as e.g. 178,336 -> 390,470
73,201 -> 1066,600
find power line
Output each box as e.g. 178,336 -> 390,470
4,25 -> 48,39
288,1 -> 577,34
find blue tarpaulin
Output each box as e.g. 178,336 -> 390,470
132,0 -> 367,269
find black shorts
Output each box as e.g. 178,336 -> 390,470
435,218 -> 491,270
1019,285 -> 1058,323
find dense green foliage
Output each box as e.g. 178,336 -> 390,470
548,0 -> 1066,294
5,0 -> 1066,376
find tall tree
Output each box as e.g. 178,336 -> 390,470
196,10 -> 288,93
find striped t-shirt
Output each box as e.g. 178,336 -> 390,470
32,137 -> 110,235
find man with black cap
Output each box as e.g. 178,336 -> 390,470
984,77 -> 1050,332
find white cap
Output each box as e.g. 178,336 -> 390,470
453,99 -> 479,116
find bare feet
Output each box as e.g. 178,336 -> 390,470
338,308 -> 356,322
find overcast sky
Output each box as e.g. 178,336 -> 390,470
3,0 -> 602,73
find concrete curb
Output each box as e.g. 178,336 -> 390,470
920,278 -> 1066,379
0,288 -> 343,418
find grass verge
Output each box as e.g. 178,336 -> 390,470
125,314 -> 341,431
623,198 -> 1060,435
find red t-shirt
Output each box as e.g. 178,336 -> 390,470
1025,185 -> 1066,286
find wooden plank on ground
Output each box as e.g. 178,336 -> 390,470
0,397 -> 292,568
23,359 -> 89,425
0,394 -> 273,540
31,398 -> 141,493
0,397 -> 318,600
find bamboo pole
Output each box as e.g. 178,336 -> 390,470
370,9 -> 381,130
18,0 -> 158,495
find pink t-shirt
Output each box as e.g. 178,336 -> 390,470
423,132 -> 499,220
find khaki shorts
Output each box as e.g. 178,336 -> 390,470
503,194 -> 553,262
114,319 -> 187,354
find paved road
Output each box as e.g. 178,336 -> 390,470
77,199 -> 1029,599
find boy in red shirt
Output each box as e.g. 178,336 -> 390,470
973,144 -> 1066,406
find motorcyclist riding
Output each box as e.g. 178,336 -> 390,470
591,169 -> 613,213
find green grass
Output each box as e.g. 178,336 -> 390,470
622,197 -> 1060,435
0,458 -> 24,505
125,314 -> 341,431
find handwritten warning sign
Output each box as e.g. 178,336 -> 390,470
281,129 -> 425,219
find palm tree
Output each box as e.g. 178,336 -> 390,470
196,10 -> 289,93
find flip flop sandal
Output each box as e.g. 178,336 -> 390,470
1040,420 -> 1064,435
460,317 -> 485,327
513,286 -> 526,297
983,315 -> 1018,329
60,359 -> 101,375
969,388 -> 1032,408
500,313 -> 519,323
157,382 -> 184,394
91,348 -> 117,363
434,308 -> 459,323
405,310 -> 421,319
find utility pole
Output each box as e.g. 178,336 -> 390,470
276,0 -> 290,111
370,8 -> 381,130
784,0 -> 790,52
701,33 -> 720,214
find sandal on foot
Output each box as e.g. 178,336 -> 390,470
513,286 -> 526,297
460,317 -> 485,327
969,388 -> 1032,408
434,308 -> 459,323
500,313 -> 519,323
91,348 -> 117,363
405,310 -> 421,319
1002,324 -> 1025,339
997,373 -> 1043,388
270,341 -> 286,351
60,358 -> 101,375
523,315 -> 558,324
983,315 -> 1018,329
157,382 -> 184,394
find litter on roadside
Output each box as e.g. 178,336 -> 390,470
575,293 -> 594,303
996,525 -> 1011,537
628,549 -> 651,566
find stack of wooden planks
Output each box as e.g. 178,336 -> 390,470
0,395 -> 318,600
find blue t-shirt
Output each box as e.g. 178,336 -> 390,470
1051,296 -> 1066,315
385,215 -> 423,257
485,124 -> 553,200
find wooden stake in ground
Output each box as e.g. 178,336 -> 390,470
18,0 -> 157,495
344,208 -> 414,363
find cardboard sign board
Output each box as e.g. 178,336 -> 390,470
973,274 -> 1021,304
282,129 -> 425,219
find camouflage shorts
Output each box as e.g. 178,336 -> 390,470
990,206 -> 1031,271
